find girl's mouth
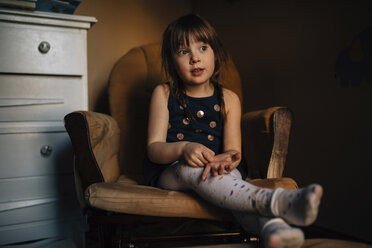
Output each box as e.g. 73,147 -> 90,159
191,68 -> 204,76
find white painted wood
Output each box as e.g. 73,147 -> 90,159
0,121 -> 66,134
0,218 -> 87,246
0,174 -> 75,202
0,9 -> 97,29
0,75 -> 85,122
0,98 -> 64,107
0,9 -> 95,247
0,198 -> 82,227
0,22 -> 86,75
0,132 -> 73,178
0,197 -> 59,212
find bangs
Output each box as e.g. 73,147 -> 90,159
169,16 -> 213,52
172,28 -> 210,51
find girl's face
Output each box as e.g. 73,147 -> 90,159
173,37 -> 215,88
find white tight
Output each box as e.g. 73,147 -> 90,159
158,161 -> 244,190
157,161 -> 266,234
157,161 -> 322,248
157,161 -> 272,214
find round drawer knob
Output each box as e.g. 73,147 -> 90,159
38,41 -> 51,53
40,145 -> 53,157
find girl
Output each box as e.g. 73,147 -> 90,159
143,14 -> 323,248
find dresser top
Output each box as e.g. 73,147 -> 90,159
0,8 -> 97,29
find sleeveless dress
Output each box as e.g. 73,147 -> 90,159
142,87 -> 246,186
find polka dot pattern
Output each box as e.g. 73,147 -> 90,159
183,118 -> 190,125
177,133 -> 184,140
179,103 -> 187,110
197,110 -> 204,118
166,88 -> 223,156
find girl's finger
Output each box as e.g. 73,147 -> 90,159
198,154 -> 208,165
210,165 -> 219,177
210,166 -> 218,177
189,155 -> 205,167
218,164 -> 225,175
196,159 -> 205,167
188,160 -> 198,168
188,159 -> 202,168
202,149 -> 215,162
202,165 -> 211,181
232,152 -> 241,162
226,165 -> 233,172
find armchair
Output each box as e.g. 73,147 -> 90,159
64,43 -> 297,247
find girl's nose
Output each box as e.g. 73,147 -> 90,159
190,53 -> 200,64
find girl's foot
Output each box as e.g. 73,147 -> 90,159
270,184 -> 323,226
261,218 -> 304,248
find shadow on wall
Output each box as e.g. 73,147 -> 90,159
94,84 -> 110,114
336,26 -> 372,88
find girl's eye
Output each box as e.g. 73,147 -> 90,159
178,49 -> 188,55
200,46 -> 208,51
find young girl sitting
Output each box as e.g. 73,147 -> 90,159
142,14 -> 323,248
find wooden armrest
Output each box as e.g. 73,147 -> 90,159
241,107 -> 292,179
64,111 -> 121,192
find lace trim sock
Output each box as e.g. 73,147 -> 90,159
261,218 -> 304,248
252,188 -> 274,216
270,184 -> 323,226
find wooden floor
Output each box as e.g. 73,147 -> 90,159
85,221 -> 370,248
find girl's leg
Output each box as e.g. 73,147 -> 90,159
232,212 -> 304,248
158,164 -> 305,248
157,162 -> 322,226
260,217 -> 304,248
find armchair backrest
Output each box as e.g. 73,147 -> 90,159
108,43 -> 242,177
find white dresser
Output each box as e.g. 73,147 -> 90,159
0,9 -> 96,247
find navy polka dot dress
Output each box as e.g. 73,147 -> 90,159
166,89 -> 223,155
142,87 -> 246,186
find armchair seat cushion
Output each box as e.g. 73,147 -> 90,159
85,174 -> 298,221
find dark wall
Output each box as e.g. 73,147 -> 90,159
193,0 -> 372,242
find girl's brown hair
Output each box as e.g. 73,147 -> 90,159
161,14 -> 228,120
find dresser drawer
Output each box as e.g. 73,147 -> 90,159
0,218 -> 86,246
0,74 -> 87,122
0,174 -> 76,202
0,198 -> 82,227
0,132 -> 73,178
0,22 -> 86,75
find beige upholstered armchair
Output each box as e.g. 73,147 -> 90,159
64,43 -> 297,247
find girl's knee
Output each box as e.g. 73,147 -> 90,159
174,163 -> 203,182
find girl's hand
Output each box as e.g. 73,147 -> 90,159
201,152 -> 241,181
182,142 -> 215,168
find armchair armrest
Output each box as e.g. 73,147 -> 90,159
241,107 -> 292,179
64,111 -> 121,192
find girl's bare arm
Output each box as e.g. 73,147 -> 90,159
222,88 -> 242,167
147,84 -> 184,164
